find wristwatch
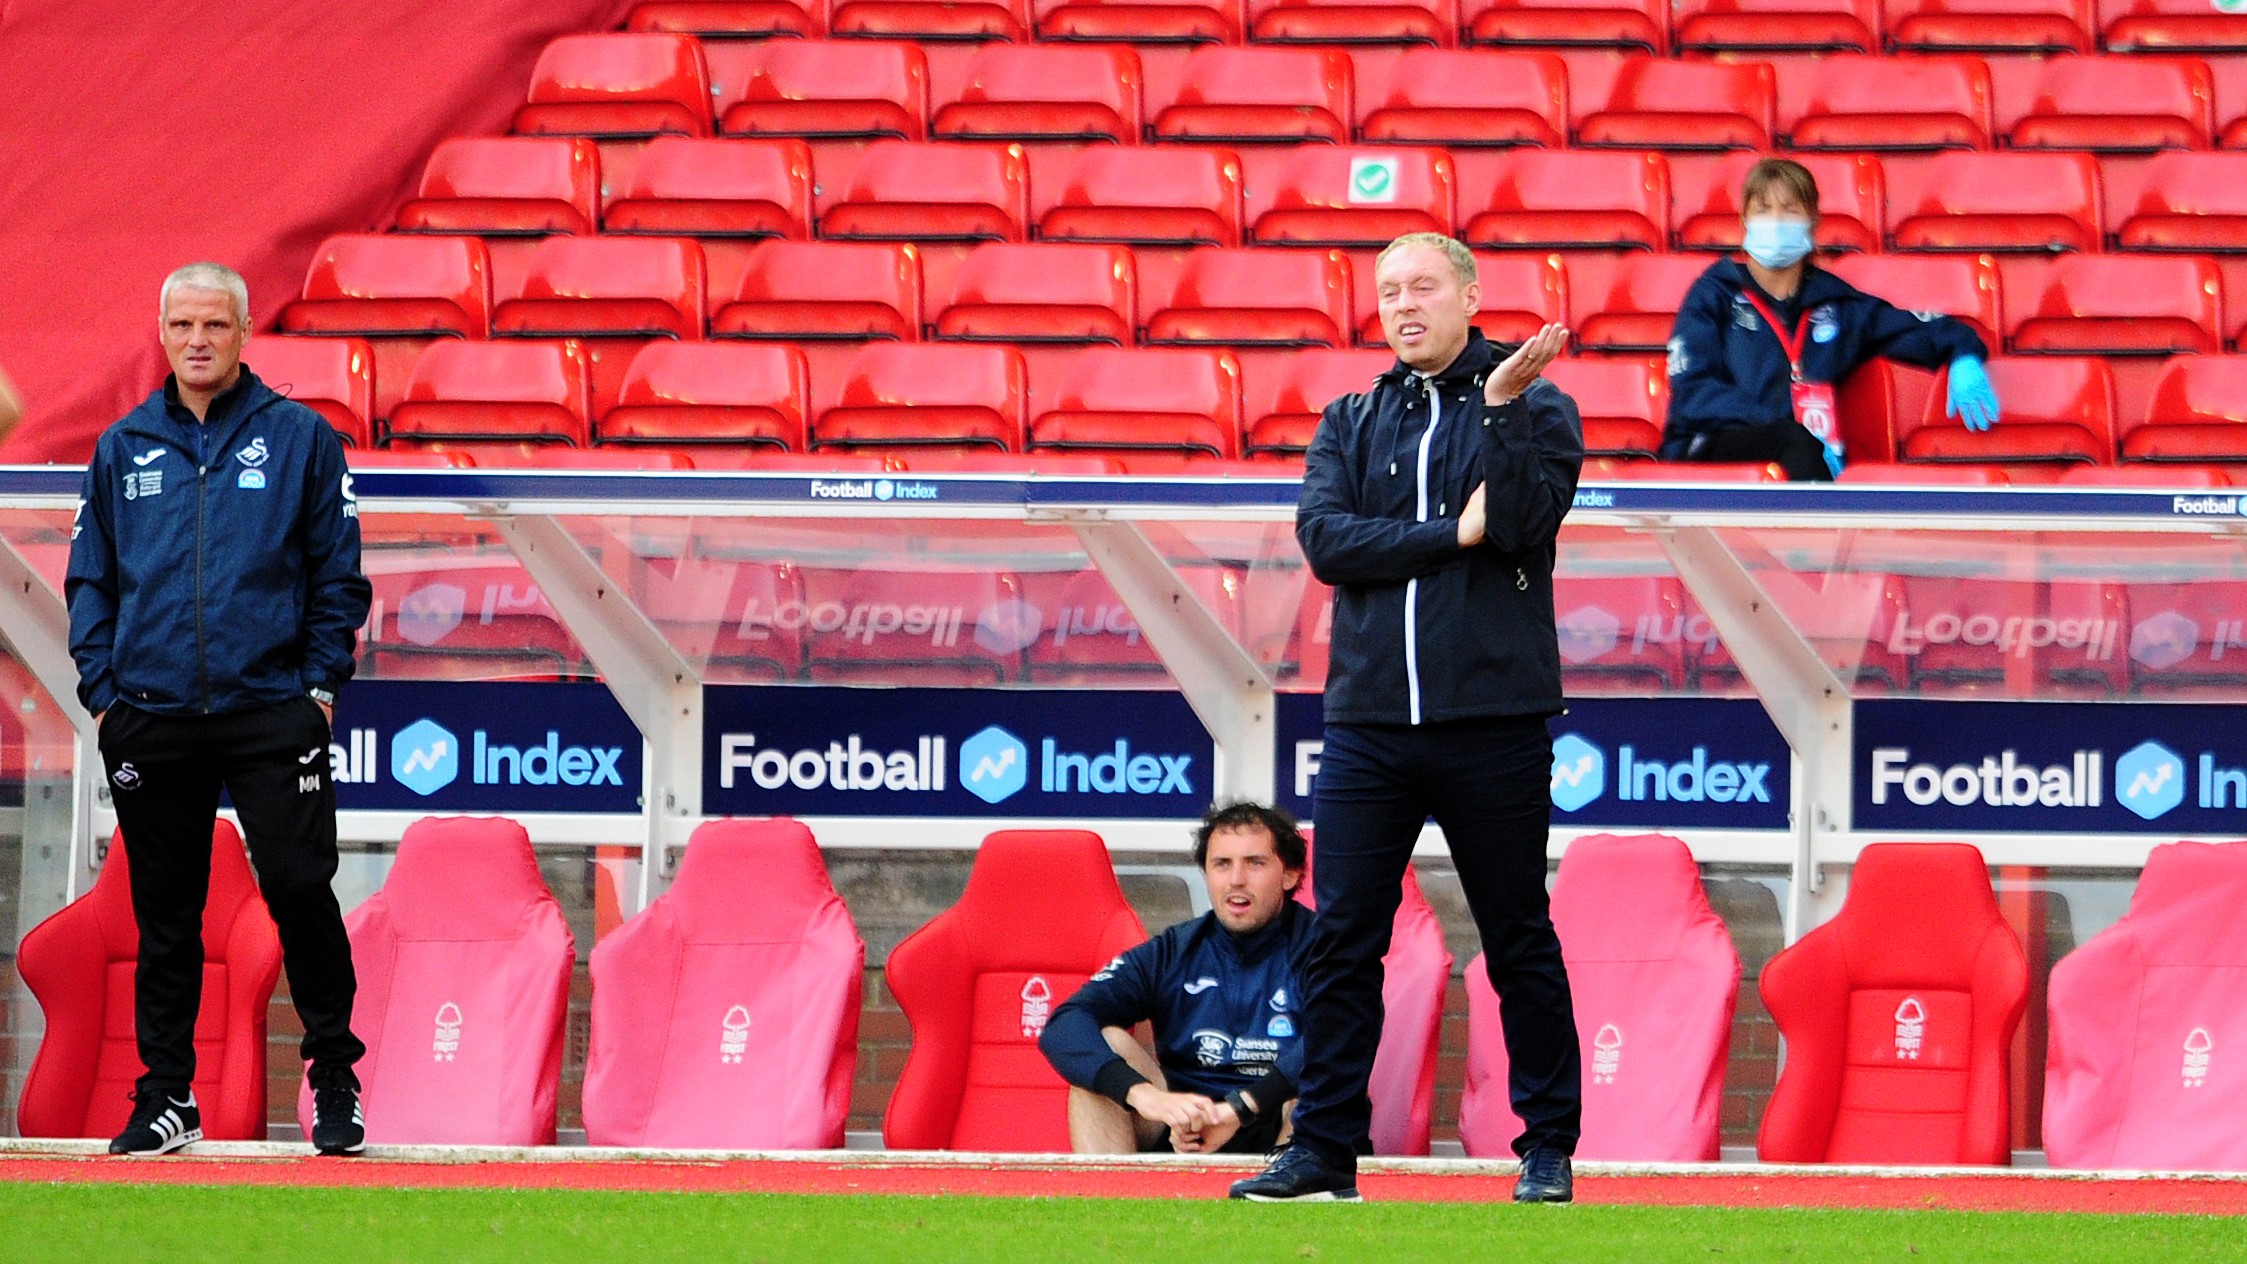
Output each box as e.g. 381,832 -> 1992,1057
307,687 -> 336,707
1224,1087 -> 1260,1121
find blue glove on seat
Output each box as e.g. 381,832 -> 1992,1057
1823,442 -> 1844,480
1946,357 -> 2000,433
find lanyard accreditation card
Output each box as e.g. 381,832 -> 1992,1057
1739,288 -> 1839,451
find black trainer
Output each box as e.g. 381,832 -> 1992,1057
1228,1145 -> 1363,1203
109,1088 -> 201,1156
311,1086 -> 365,1156
1512,1148 -> 1574,1204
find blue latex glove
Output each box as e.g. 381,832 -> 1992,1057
1823,441 -> 1845,480
1946,357 -> 2000,433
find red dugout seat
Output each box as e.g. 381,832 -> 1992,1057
1018,565 -> 1243,680
299,817 -> 574,1146
251,337 -> 375,447
1246,347 -> 1392,455
1457,150 -> 1670,251
832,0 -> 1029,39
1885,152 -> 2102,253
2044,841 -> 2247,1170
798,566 -> 1029,683
705,41 -> 928,140
2008,56 -> 2215,152
492,236 -> 707,341
583,818 -> 863,1149
711,240 -> 921,341
396,138 -> 601,237
1031,346 -> 1243,460
1675,0 -> 1880,49
1355,49 -> 1567,148
934,243 -> 1136,344
1035,0 -> 1244,43
2009,255 -> 2223,356
1887,0 -> 2097,51
514,34 -> 713,140
1553,575 -> 1689,686
2113,153 -> 2247,252
2102,0 -> 2247,51
1462,833 -> 1740,1161
1575,59 -> 1776,151
1246,148 -> 1454,247
626,0 -> 825,38
1788,55 -> 1993,151
1573,255 -> 1711,354
1248,0 -> 1458,45
882,830 -> 1147,1151
1824,253 -> 2003,349
2121,355 -> 2247,462
816,343 -> 1026,451
17,823 -> 281,1143
1546,357 -> 1668,457
821,141 -> 1029,242
600,342 -> 810,450
1147,248 -> 1353,347
1757,842 -> 2027,1165
603,137 -> 815,240
1836,461 -> 2009,483
1039,147 -> 1244,248
282,234 -> 492,339
1675,153 -> 1884,254
932,44 -> 1141,143
1899,355 -> 2114,465
389,340 -> 592,448
1462,0 -> 1667,51
1150,47 -> 1352,144
1353,252 -> 1567,346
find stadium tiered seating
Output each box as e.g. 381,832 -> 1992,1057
283,234 -> 492,339
821,141 -> 1031,242
1030,346 -> 1243,462
251,337 -> 375,446
2008,56 -> 2215,152
935,243 -> 1138,343
1575,58 -> 1777,150
1456,150 -> 1670,251
603,137 -> 815,239
1246,148 -> 1455,246
1150,47 -> 1353,143
2111,152 -> 2247,252
600,342 -> 810,450
1035,0 -> 1246,43
389,340 -> 592,448
1461,833 -> 1741,1161
831,0 -> 1031,40
1824,253 -> 2003,347
1673,0 -> 1881,51
932,45 -> 1143,143
17,824 -> 281,1144
2008,255 -> 2224,355
1248,0 -> 1461,45
1887,0 -> 2098,53
1884,151 -> 2102,252
493,235 -> 706,341
583,817 -> 864,1149
1245,347 -> 1392,454
1355,49 -> 1568,147
2101,0 -> 2247,51
2122,355 -> 2247,462
705,41 -> 929,140
1545,357 -> 1668,458
1461,0 -> 1668,51
1787,55 -> 1993,151
513,33 -> 712,140
1898,356 -> 2115,465
627,0 -> 825,37
1572,254 -> 1711,353
712,240 -> 922,340
1147,248 -> 1353,347
396,138 -> 601,236
815,343 -> 1027,451
1038,147 -> 1245,247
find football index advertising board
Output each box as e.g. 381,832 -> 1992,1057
327,680 -> 642,813
703,686 -> 1215,819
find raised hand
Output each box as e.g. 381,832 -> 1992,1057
1487,324 -> 1570,406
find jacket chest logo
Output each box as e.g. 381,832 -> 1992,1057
235,437 -> 270,489
121,460 -> 165,502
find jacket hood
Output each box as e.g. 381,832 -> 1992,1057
1708,258 -> 1854,308
117,370 -> 286,457
1379,328 -> 1503,389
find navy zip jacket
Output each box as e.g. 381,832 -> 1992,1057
1040,900 -> 1312,1106
1297,329 -> 1583,726
1659,258 -> 1988,459
67,368 -> 371,717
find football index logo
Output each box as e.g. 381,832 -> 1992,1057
960,725 -> 1028,805
2115,740 -> 2185,822
1550,733 -> 1606,813
391,718 -> 460,797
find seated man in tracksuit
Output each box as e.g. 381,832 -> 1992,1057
1039,802 -> 1311,1155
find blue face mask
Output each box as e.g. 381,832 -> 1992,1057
1742,216 -> 1814,270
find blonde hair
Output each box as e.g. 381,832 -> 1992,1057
1375,233 -> 1477,287
160,262 -> 250,325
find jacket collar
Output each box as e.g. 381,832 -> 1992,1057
1379,327 -> 1500,390
128,369 -> 276,452
1216,897 -> 1303,965
1713,257 -> 1849,308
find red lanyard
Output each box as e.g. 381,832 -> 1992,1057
1737,288 -> 1808,385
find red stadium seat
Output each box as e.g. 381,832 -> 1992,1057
1758,843 -> 2027,1164
832,0 -> 1029,39
1039,147 -> 1245,248
1036,0 -> 1244,42
1031,346 -> 1243,459
2056,463 -> 2230,485
705,40 -> 927,140
16,823 -> 281,1144
1788,55 -> 1993,151
1588,458 -> 1786,481
483,447 -> 695,470
1148,248 -> 1353,347
1885,152 -> 2101,253
1553,575 -> 1690,686
604,137 -> 814,240
2008,56 -> 2215,152
1456,150 -> 1670,251
396,138 -> 601,236
492,236 -> 706,340
1352,251 -> 1567,346
2102,0 -> 2247,51
1546,357 -> 1668,457
2113,153 -> 2247,252
711,240 -> 921,340
934,243 -> 1136,344
514,34 -> 712,140
1462,0 -> 1668,51
390,341 -> 592,447
1824,253 -> 2003,349
820,141 -> 1029,242
1462,834 -> 1741,1161
1674,153 -> 1885,254
1575,59 -> 1777,151
1017,565 -> 1243,680
933,45 -> 1141,143
897,452 -> 1125,474
626,0 -> 825,38
2121,355 -> 2247,462
1246,347 -> 1392,454
583,818 -> 864,1149
1835,461 -> 2010,483
2044,841 -> 2247,1171
2009,255 -> 2223,355
1675,0 -> 1880,49
882,831 -> 1147,1151
299,817 -> 573,1146
1901,356 -> 2115,465
816,343 -> 1026,451
639,558 -> 809,681
361,563 -> 586,679
1246,148 -> 1454,246
797,566 -> 1029,683
1573,255 -> 1712,354
281,234 -> 492,338
600,342 -> 810,450
252,337 -> 375,447
1887,0 -> 2096,51
1248,0 -> 1458,45
1356,50 -> 1567,148
1150,47 -> 1352,144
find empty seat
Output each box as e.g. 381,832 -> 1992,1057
389,341 -> 592,447
281,234 -> 492,338
1823,253 -> 2002,348
1457,150 -> 1669,250
1788,55 -> 1993,151
1674,153 -> 1885,254
1836,461 -> 2009,483
1888,0 -> 2096,51
251,337 -> 375,447
1546,357 -> 1669,457
2121,355 -> 2247,462
600,342 -> 810,449
492,236 -> 706,340
2102,0 -> 2247,51
1758,843 -> 2028,1165
1575,59 -> 1776,150
1356,49 -> 1567,148
1246,148 -> 1454,246
1574,255 -> 1712,354
1031,347 -> 1242,459
1247,348 -> 1393,454
1036,0 -> 1244,42
2114,152 -> 2247,252
1589,457 -> 1786,481
1899,355 -> 2115,464
1674,0 -> 1880,49
1148,248 -> 1353,347
514,33 -> 712,140
626,0 -> 824,38
1354,251 -> 1567,345
706,40 -> 928,140
1553,575 -> 1689,686
583,818 -> 864,1149
604,137 -> 814,239
796,566 -> 1029,683
711,240 -> 921,340
934,243 -> 1135,344
882,830 -> 1147,1151
832,0 -> 1029,39
1016,564 -> 1241,679
1886,152 -> 2101,253
1039,147 -> 1244,247
816,343 -> 1026,451
1249,0 -> 1457,45
298,817 -> 574,1146
820,141 -> 1029,242
1150,47 -> 1352,144
1462,0 -> 1667,51
16,823 -> 281,1144
2009,56 -> 2215,152
396,138 -> 601,236
932,44 -> 1141,143
2010,255 -> 2222,355
2055,463 -> 2230,486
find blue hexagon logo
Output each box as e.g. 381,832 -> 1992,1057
1549,733 -> 1606,813
2115,740 -> 2185,821
391,718 -> 460,797
959,725 -> 1028,805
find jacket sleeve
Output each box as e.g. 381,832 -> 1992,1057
64,452 -> 120,715
1854,293 -> 1989,370
1665,278 -> 1790,439
298,424 -> 372,693
1039,941 -> 1162,1105
1479,380 -> 1582,556
1296,395 -> 1466,587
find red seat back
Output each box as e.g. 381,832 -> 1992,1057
603,137 -> 814,240
1041,147 -> 1244,248
818,343 -> 1027,451
1152,47 -> 1352,144
17,823 -> 281,1142
1576,58 -> 1776,150
1674,0 -> 1881,51
390,340 -> 592,447
935,243 -> 1137,345
1548,355 -> 1669,458
1575,254 -> 1713,353
1888,0 -> 2096,52
602,342 -> 809,449
1462,0 -> 1668,51
1456,150 -> 1670,252
1246,148 -> 1454,248
251,337 -> 374,447
493,236 -> 707,340
2010,54 -> 2214,152
1357,50 -> 1568,148
1885,151 -> 2102,253
932,44 -> 1142,144
1825,253 -> 2002,349
397,138 -> 601,237
2124,355 -> 2247,463
1791,55 -> 1992,151
1032,346 -> 1242,459
1246,347 -> 1393,454
707,40 -> 929,141
1674,153 -> 1885,254
282,233 -> 492,338
1900,355 -> 2115,466
823,141 -> 1029,244
2115,152 -> 2247,251
2103,0 -> 2247,51
2010,255 -> 2222,356
1038,0 -> 1244,40
714,240 -> 922,342
514,33 -> 713,140
629,0 -> 825,38
1149,248 -> 1353,348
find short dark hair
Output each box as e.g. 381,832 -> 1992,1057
1192,801 -> 1307,871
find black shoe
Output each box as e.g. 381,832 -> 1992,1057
109,1088 -> 201,1156
1513,1148 -> 1574,1204
1228,1145 -> 1362,1203
311,1086 -> 365,1156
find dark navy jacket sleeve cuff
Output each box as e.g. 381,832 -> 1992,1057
1251,1071 -> 1298,1109
1091,1059 -> 1149,1108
